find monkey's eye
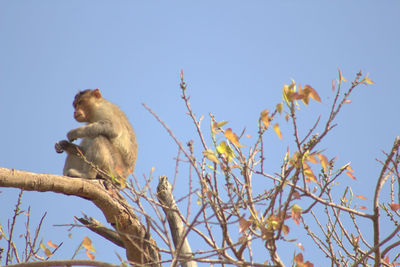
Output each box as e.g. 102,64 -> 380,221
73,100 -> 82,108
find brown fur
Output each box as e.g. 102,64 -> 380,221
55,89 -> 137,179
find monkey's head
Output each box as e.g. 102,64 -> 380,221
73,89 -> 103,122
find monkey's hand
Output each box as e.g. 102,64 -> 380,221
55,140 -> 82,155
67,128 -> 82,142
55,140 -> 70,153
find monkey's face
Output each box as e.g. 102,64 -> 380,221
73,95 -> 93,122
72,89 -> 102,123
74,105 -> 88,122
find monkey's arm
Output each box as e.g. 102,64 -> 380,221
55,140 -> 83,154
67,121 -> 120,141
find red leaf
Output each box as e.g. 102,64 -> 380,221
47,240 -> 58,248
346,171 -> 357,180
384,255 -> 390,264
294,253 -> 304,264
86,250 -> 95,260
389,203 -> 400,211
356,195 -> 367,200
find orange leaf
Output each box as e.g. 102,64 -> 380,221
307,154 -> 318,164
317,154 -> 328,172
346,171 -> 357,180
346,165 -> 354,172
239,217 -> 252,233
291,92 -> 304,100
224,128 -> 245,147
356,195 -> 367,200
384,255 -> 390,264
86,250 -> 95,260
359,206 -> 367,210
282,224 -> 290,236
307,86 -> 321,102
47,240 -> 58,248
303,163 -> 317,183
273,123 -> 282,139
389,203 -> 400,211
297,242 -> 305,251
291,204 -> 302,225
260,109 -> 270,129
302,85 -> 321,103
82,236 -> 96,252
294,253 -> 304,264
276,102 -> 283,114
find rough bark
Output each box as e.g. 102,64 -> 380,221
0,167 -> 160,266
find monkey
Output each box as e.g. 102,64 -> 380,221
55,89 -> 137,180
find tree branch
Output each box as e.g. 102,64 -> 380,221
0,167 -> 160,266
76,216 -> 124,249
157,176 -> 197,267
372,137 -> 400,266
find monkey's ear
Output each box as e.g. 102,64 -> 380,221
93,88 -> 102,99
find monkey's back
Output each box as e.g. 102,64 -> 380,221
105,100 -> 138,173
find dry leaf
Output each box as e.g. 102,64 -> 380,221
86,250 -> 95,260
47,240 -> 58,248
338,68 -> 347,82
356,195 -> 367,200
291,204 -> 302,225
82,236 -> 96,252
389,203 -> 400,211
203,150 -> 220,164
273,123 -> 282,139
260,109 -> 270,128
346,171 -> 357,180
317,154 -> 328,172
224,128 -> 245,147
239,217 -> 252,233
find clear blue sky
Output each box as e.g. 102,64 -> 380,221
1,1 -> 399,265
